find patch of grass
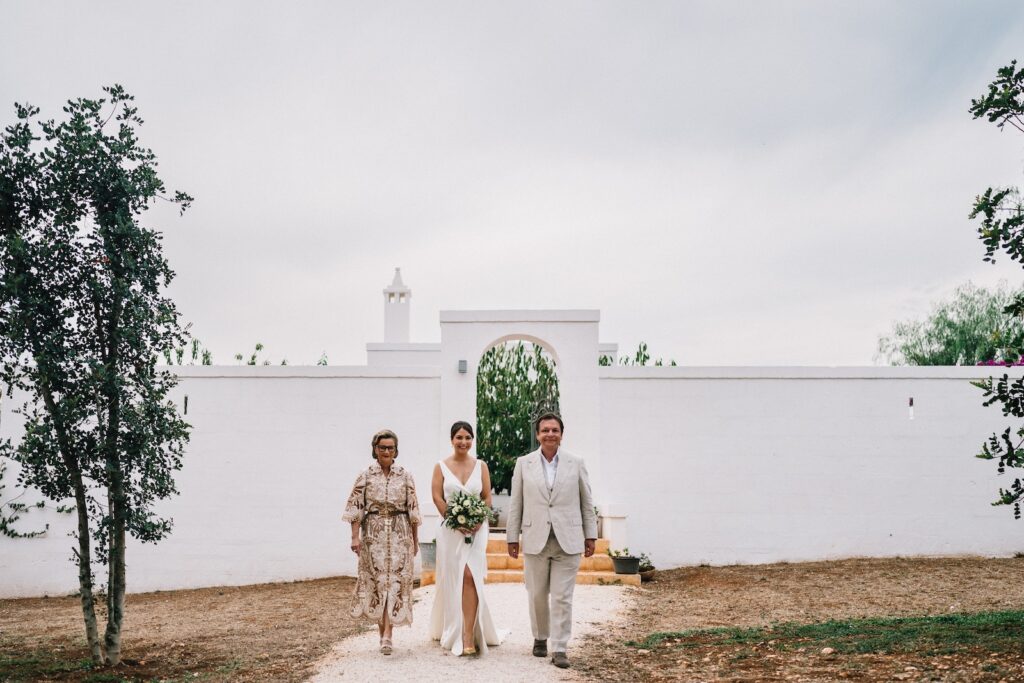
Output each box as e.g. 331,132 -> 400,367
0,653 -> 98,680
217,658 -> 244,674
81,674 -> 127,683
629,609 -> 1024,656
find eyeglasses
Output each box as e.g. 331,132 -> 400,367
376,445 -> 396,453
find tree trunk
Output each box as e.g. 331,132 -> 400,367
73,479 -> 103,663
101,356 -> 125,664
101,287 -> 126,666
102,443 -> 127,665
102,508 -> 125,666
39,383 -> 102,664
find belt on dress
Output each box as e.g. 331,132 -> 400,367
365,509 -> 408,518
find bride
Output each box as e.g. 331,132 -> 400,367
429,421 -> 506,655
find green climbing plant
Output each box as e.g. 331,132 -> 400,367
600,341 -> 677,366
476,342 -> 560,494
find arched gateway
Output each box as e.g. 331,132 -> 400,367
366,269 -> 616,499
438,310 -> 603,493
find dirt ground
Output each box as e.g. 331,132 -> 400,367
575,557 -> 1024,682
4,557 -> 1024,682
0,577 -> 365,682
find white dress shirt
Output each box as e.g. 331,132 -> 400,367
540,449 -> 559,490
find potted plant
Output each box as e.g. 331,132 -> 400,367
419,539 -> 437,570
638,552 -> 655,582
608,547 -> 640,575
489,505 -> 501,529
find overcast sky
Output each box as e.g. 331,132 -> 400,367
3,1 -> 1024,365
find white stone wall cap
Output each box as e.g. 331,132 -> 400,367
167,365 -> 440,378
439,309 -> 600,323
366,343 -> 441,351
598,365 -> 1024,380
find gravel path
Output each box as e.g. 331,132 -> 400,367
307,583 -> 634,682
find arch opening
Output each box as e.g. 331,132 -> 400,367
475,338 -> 560,495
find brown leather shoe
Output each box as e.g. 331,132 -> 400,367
532,639 -> 548,657
552,651 -> 570,668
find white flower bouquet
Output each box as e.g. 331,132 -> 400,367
444,490 -> 490,544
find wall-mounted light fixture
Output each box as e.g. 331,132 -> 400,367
458,360 -> 467,374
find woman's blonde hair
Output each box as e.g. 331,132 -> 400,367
371,429 -> 399,459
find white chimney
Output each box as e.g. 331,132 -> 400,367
383,268 -> 411,343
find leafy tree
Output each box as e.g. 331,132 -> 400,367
966,61 -> 1024,518
877,282 -> 1024,366
0,86 -> 192,664
476,342 -> 559,494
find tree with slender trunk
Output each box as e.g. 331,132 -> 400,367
0,85 -> 192,665
967,61 -> 1024,518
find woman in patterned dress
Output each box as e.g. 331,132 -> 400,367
343,429 -> 421,654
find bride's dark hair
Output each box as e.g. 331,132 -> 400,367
450,421 -> 474,439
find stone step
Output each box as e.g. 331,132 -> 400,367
420,566 -> 640,587
420,535 -> 627,588
486,535 -> 611,554
486,553 -> 613,572
486,554 -> 524,570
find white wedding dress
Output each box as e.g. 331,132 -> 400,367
429,459 -> 507,655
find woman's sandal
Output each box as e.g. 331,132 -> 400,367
462,646 -> 477,656
380,636 -> 393,655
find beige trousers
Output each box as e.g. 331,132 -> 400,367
523,530 -> 581,653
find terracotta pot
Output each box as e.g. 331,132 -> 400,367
640,569 -> 655,582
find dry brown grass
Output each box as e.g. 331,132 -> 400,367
0,576 -> 365,682
7,557 -> 1024,682
575,557 -> 1024,682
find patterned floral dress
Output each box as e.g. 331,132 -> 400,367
343,463 -> 422,625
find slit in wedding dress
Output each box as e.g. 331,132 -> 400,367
461,563 -> 482,653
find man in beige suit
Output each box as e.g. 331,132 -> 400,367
506,412 -> 598,669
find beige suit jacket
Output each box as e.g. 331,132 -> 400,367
505,449 -> 598,555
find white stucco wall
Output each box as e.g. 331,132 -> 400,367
0,366 -> 441,598
366,342 -> 441,366
598,366 -> 1024,568
5,362 -> 1024,598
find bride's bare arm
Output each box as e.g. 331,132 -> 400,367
431,463 -> 447,517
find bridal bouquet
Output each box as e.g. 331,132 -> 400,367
444,490 -> 490,544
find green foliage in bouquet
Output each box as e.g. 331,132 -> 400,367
444,490 -> 490,544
